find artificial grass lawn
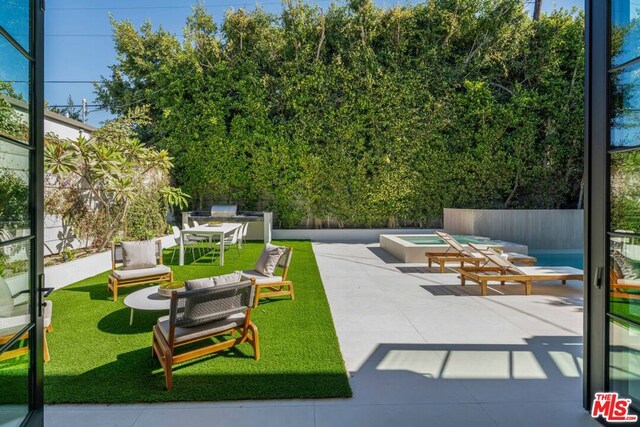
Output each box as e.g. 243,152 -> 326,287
40,240 -> 351,403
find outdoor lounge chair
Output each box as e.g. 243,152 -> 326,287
457,243 -> 583,296
152,278 -> 259,391
610,250 -> 640,300
241,245 -> 294,307
1,276 -> 53,362
426,231 -> 536,273
108,239 -> 173,302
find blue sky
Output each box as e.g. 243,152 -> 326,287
44,0 -> 584,126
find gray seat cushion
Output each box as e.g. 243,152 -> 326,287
121,240 -> 157,270
111,265 -> 171,280
254,244 -> 285,276
185,271 -> 242,290
157,312 -> 245,344
0,301 -> 52,337
0,277 -> 14,318
241,270 -> 283,285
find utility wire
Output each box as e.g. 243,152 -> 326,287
48,1 -> 331,11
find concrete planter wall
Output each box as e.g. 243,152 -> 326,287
272,228 -> 434,243
44,234 -> 176,290
443,208 -> 583,250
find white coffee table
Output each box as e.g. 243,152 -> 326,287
123,285 -> 171,326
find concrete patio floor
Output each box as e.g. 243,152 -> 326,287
44,242 -> 598,427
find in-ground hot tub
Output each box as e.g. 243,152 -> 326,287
380,233 -> 528,263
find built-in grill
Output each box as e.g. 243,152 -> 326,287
184,204 -> 265,223
182,204 -> 271,242
211,204 -> 238,217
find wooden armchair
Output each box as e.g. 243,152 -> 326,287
0,300 -> 53,363
242,247 -> 294,307
107,239 -> 173,302
152,278 -> 259,390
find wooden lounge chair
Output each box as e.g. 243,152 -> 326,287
152,279 -> 259,390
610,252 -> 640,300
426,231 -> 536,273
457,244 -> 583,296
0,300 -> 53,363
108,239 -> 173,302
242,246 -> 294,307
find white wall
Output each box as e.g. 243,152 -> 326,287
272,228 -> 433,243
443,208 -> 584,250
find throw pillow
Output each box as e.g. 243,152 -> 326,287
185,271 -> 242,290
254,244 -> 285,277
121,240 -> 157,270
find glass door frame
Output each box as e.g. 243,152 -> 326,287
0,0 -> 45,425
585,0 -> 640,417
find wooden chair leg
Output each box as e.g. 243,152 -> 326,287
440,263 -> 445,273
112,279 -> 119,302
288,282 -> 295,301
248,323 -> 260,360
427,258 -> 432,267
481,281 -> 488,296
43,331 -> 50,363
164,359 -> 173,391
525,281 -> 532,295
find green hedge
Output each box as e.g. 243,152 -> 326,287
97,0 -> 585,228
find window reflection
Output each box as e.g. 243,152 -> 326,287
612,0 -> 640,66
0,0 -> 30,52
610,319 -> 640,408
611,151 -> 640,232
611,63 -> 640,148
0,35 -> 30,145
0,141 -> 29,242
610,236 -> 640,325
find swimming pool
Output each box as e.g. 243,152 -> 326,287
529,250 -> 584,269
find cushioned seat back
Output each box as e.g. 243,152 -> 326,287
112,240 -> 162,266
277,247 -> 293,270
173,280 -> 254,329
0,276 -> 14,317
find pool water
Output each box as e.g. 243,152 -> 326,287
399,235 -> 499,245
529,251 -> 584,269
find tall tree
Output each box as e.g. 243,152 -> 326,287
95,0 -> 584,228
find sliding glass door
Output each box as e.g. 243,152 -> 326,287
585,0 -> 640,416
0,1 -> 45,426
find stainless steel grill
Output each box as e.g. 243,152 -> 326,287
210,204 -> 238,217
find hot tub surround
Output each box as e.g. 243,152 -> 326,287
380,233 -> 528,263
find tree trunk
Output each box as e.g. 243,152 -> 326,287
577,178 -> 584,209
533,0 -> 542,21
315,12 -> 325,62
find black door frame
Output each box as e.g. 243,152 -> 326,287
0,0 -> 45,425
28,0 -> 45,424
583,0 -> 609,412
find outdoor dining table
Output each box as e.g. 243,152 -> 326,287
178,222 -> 242,266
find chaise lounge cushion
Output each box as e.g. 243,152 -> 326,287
157,312 -> 245,344
185,271 -> 243,290
241,270 -> 283,285
121,240 -> 157,270
254,244 -> 285,277
110,264 -> 171,281
0,277 -> 14,317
